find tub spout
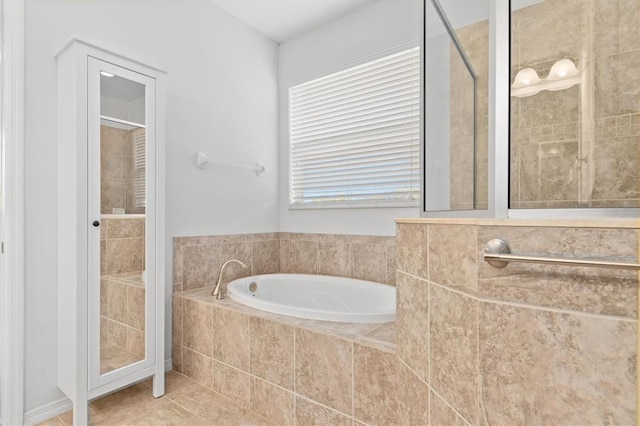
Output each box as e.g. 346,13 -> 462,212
212,259 -> 248,299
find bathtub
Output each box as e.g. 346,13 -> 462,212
227,274 -> 395,323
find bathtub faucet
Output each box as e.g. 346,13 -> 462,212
212,259 -> 248,299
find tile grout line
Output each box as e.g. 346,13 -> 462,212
397,269 -> 637,323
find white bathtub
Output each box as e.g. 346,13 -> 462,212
227,274 -> 395,323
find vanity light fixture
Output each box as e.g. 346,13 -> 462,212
100,71 -> 115,77
511,58 -> 580,98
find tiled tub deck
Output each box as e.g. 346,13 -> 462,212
173,287 -> 429,425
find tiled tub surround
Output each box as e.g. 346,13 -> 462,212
173,232 -> 396,293
100,216 -> 146,372
172,288 -> 428,425
396,218 -> 638,425
101,216 -> 145,275
100,272 -> 145,373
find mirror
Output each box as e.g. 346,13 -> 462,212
98,73 -> 147,375
423,0 -> 489,211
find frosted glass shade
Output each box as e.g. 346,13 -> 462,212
547,59 -> 579,80
512,67 -> 540,88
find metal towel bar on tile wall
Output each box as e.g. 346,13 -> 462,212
484,239 -> 640,271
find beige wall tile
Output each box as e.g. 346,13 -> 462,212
295,329 -> 352,415
172,344 -> 183,374
108,281 -> 128,324
173,243 -> 183,284
317,240 -> 350,277
107,218 -> 144,238
250,377 -> 294,425
385,246 -> 396,285
212,361 -> 250,408
278,238 -> 291,272
594,50 -> 640,118
100,279 -> 109,318
106,237 -> 145,274
516,0 -> 589,66
396,360 -> 430,425
219,242 -> 253,282
430,284 -> 478,425
429,224 -> 477,293
594,0 -> 640,58
430,390 -> 468,426
353,344 -> 399,424
250,317 -> 294,389
295,397 -> 351,426
126,328 -> 145,358
592,135 -> 640,201
172,296 -> 183,349
289,240 -> 318,274
127,286 -> 145,330
213,307 -> 250,371
183,245 -> 221,290
479,301 -> 636,424
100,240 -> 107,275
183,348 -> 213,389
253,239 -> 279,275
396,272 -> 429,381
396,223 -> 428,279
350,243 -> 387,283
108,319 -> 128,348
183,299 -> 213,357
477,226 -> 639,317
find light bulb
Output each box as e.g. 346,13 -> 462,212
547,59 -> 578,80
512,68 -> 540,88
100,71 -> 115,77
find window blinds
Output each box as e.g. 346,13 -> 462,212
132,128 -> 146,208
289,45 -> 420,208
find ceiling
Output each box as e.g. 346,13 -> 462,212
208,0 -> 379,44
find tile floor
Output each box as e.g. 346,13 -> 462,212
37,371 -> 275,425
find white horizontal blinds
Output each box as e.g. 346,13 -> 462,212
289,46 -> 420,207
132,128 -> 146,208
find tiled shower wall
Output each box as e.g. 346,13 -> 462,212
396,218 -> 638,424
509,0 -> 640,208
172,232 -> 396,293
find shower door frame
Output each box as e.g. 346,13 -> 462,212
0,0 -> 25,425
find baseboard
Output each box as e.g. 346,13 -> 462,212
22,358 -> 173,425
23,397 -> 72,426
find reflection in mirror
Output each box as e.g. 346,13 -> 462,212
424,0 -> 488,211
99,73 -> 147,375
510,0 -> 639,209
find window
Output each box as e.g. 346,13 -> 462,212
289,45 -> 420,208
132,128 -> 146,208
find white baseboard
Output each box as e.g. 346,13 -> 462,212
22,358 -> 173,425
23,397 -> 73,426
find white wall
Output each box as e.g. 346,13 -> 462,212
25,0 -> 278,412
278,0 -> 422,236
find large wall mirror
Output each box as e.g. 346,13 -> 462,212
509,0 -> 640,209
423,0 -> 489,212
87,57 -> 159,391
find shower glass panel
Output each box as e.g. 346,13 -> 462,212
510,0 -> 640,209
424,0 -> 489,211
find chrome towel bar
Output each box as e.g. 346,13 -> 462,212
484,239 -> 640,271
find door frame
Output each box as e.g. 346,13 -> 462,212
1,0 -> 25,424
